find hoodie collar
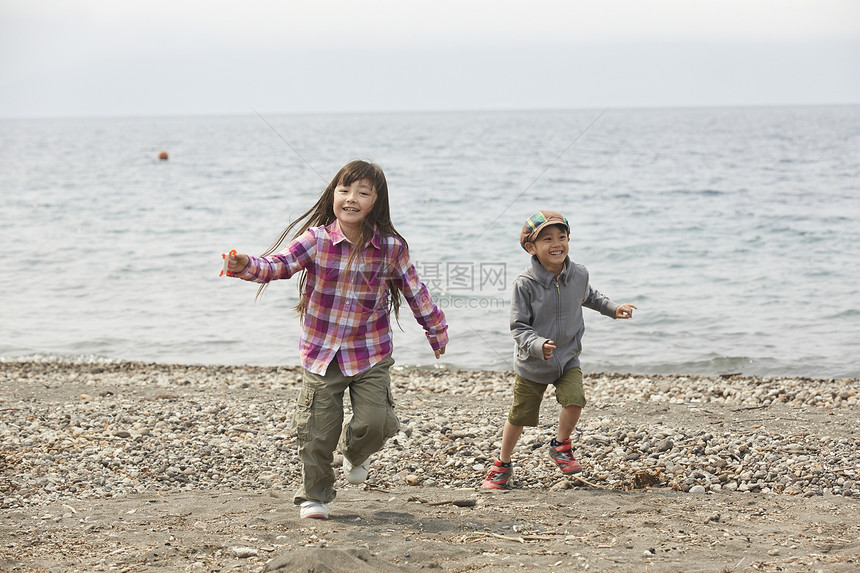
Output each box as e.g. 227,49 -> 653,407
527,255 -> 572,287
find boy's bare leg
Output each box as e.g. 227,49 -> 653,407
557,405 -> 582,442
499,421 -> 524,463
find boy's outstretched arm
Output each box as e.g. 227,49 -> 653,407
615,304 -> 637,319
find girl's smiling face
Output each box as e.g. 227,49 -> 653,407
333,178 -> 377,242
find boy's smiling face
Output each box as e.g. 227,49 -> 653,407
525,224 -> 569,274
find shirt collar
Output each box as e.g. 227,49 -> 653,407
329,220 -> 382,250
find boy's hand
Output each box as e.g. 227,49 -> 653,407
543,340 -> 556,360
615,304 -> 637,319
227,252 -> 250,273
434,346 -> 446,359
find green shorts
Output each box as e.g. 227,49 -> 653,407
508,367 -> 586,427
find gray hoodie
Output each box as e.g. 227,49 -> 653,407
511,256 -> 619,384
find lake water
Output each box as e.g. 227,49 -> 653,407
1,106 -> 858,378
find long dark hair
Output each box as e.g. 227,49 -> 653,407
257,160 -> 408,320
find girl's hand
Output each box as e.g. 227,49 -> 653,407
434,346 -> 446,359
227,252 -> 249,273
543,340 -> 556,360
615,304 -> 637,319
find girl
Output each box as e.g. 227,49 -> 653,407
224,160 -> 447,520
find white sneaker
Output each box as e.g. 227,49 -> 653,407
299,501 -> 329,519
343,456 -> 371,484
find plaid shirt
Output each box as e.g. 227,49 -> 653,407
233,221 -> 448,376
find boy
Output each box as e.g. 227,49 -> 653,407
482,210 -> 636,489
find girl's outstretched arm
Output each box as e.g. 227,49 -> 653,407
226,229 -> 318,284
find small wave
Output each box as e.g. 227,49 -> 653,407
0,353 -> 121,365
825,308 -> 860,318
628,355 -> 757,377
667,188 -> 726,197
546,176 -> 588,186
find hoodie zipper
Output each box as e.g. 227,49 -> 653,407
554,276 -> 563,376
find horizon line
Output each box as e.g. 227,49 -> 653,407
2,101 -> 859,121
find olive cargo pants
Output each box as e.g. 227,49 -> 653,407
291,354 -> 399,505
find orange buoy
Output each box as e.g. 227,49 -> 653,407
158,150 -> 169,160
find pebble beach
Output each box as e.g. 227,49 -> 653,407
2,359 -> 859,572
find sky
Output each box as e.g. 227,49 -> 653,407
1,0 -> 859,117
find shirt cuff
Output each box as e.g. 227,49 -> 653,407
230,258 -> 254,279
426,328 -> 449,351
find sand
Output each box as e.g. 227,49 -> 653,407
1,360 -> 858,572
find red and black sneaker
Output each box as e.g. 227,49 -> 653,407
481,460 -> 513,489
548,439 -> 582,474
